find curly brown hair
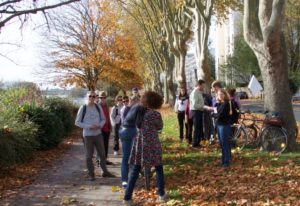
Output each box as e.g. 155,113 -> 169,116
141,91 -> 163,109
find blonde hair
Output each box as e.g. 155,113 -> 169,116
216,89 -> 229,103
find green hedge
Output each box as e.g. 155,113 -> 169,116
21,103 -> 64,150
44,97 -> 75,136
0,115 -> 39,168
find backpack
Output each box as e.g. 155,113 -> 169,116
135,106 -> 147,129
81,104 -> 102,122
229,100 -> 240,124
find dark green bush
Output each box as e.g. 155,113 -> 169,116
44,97 -> 75,136
21,104 -> 64,150
0,115 -> 39,168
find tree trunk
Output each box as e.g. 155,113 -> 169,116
175,51 -> 187,89
244,0 -> 297,151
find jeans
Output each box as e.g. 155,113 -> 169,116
191,110 -> 203,147
84,135 -> 108,176
124,164 -> 165,201
101,131 -> 110,158
113,123 -> 121,152
216,124 -> 231,166
177,111 -> 188,140
119,127 -> 137,182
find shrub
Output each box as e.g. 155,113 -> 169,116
0,114 -> 39,169
44,97 -> 75,136
21,103 -> 64,150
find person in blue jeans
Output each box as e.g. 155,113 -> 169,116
119,95 -> 141,189
214,89 -> 232,167
123,91 -> 167,205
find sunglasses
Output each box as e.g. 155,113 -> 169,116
89,95 -> 96,98
123,100 -> 129,103
100,97 -> 106,99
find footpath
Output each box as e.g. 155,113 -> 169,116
1,137 -> 124,206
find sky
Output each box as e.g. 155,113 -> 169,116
0,17 -> 43,85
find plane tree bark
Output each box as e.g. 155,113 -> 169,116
244,0 -> 297,151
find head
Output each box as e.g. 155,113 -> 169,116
140,91 -> 163,109
86,90 -> 97,105
132,87 -> 139,95
179,87 -> 187,96
115,95 -> 123,106
129,95 -> 140,106
122,96 -> 129,106
216,89 -> 229,103
211,80 -> 222,93
99,91 -> 107,104
94,90 -> 100,103
196,79 -> 206,91
227,88 -> 236,99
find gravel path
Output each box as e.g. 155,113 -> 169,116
1,139 -> 123,206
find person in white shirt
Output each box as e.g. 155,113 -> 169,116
174,87 -> 189,143
110,95 -> 123,155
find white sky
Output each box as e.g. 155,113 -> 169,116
0,16 -> 43,84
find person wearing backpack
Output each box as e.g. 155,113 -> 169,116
75,91 -> 115,181
110,95 -> 123,156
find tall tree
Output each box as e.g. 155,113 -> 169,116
42,0 -> 142,90
0,0 -> 79,30
244,0 -> 297,150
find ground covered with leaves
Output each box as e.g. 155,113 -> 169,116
0,129 -> 79,199
133,107 -> 300,206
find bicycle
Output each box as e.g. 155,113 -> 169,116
241,110 -> 288,153
228,112 -> 249,151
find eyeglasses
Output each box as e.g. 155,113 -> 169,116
117,99 -> 122,101
123,100 -> 129,103
100,97 -> 106,99
89,95 -> 96,98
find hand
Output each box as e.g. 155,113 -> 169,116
90,124 -> 99,130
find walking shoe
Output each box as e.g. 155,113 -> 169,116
106,160 -> 113,165
158,194 -> 168,203
123,199 -> 134,205
102,172 -> 116,178
113,151 -> 119,156
89,173 -> 95,181
122,181 -> 128,189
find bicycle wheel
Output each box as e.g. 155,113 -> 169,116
230,125 -> 247,151
245,125 -> 259,146
261,126 -> 287,153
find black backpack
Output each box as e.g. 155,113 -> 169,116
229,100 -> 240,124
81,104 -> 102,122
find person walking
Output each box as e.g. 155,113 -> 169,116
110,95 -> 123,156
75,91 -> 114,181
174,87 -> 189,143
123,91 -> 167,205
119,95 -> 141,189
189,80 -> 205,148
98,91 -> 113,165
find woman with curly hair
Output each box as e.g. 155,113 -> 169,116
123,91 -> 167,205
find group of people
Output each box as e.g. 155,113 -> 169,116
75,88 -> 167,205
174,80 -> 240,167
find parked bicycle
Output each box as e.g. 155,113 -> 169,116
240,110 -> 288,153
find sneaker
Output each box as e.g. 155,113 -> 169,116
102,172 -> 116,178
89,173 -> 95,181
123,199 -> 134,205
106,160 -> 113,165
122,181 -> 128,189
113,151 -> 119,156
158,194 -> 168,203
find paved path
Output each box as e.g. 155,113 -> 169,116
1,139 -> 124,206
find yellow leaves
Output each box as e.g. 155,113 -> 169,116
60,195 -> 77,205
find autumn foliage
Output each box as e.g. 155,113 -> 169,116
46,0 -> 143,90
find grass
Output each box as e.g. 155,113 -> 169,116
133,107 -> 300,206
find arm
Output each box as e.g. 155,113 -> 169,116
75,105 -> 91,129
155,112 -> 163,131
110,106 -> 116,125
98,106 -> 106,129
174,96 -> 178,112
